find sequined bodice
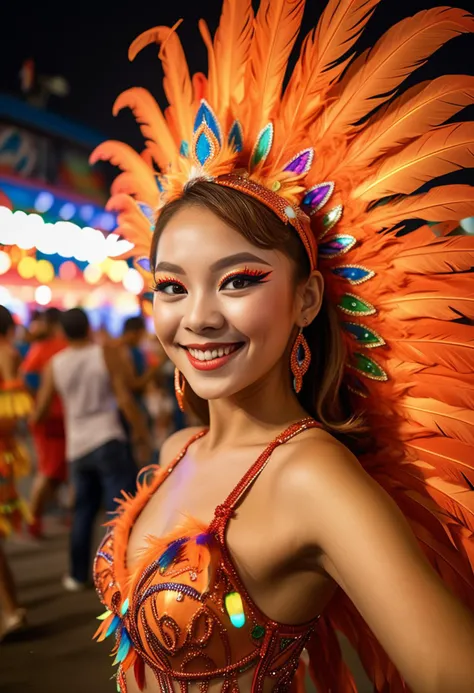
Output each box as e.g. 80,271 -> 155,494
93,419 -> 321,693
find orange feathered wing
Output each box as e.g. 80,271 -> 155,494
90,1 -> 474,690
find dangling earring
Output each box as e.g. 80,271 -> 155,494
290,321 -> 311,393
174,368 -> 186,412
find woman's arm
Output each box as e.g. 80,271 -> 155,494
286,436 -> 474,693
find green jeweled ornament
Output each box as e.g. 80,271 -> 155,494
251,625 -> 266,640
319,204 -> 344,239
343,322 -> 385,348
352,353 -> 387,381
280,637 -> 295,651
338,294 -> 375,316
250,123 -> 273,169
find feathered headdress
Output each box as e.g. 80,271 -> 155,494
91,1 -> 474,690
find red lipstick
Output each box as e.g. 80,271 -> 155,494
182,343 -> 243,371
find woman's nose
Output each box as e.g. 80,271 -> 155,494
182,291 -> 225,333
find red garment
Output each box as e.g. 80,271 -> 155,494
22,336 -> 67,479
94,419 -> 321,692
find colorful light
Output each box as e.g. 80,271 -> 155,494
58,261 -> 77,281
108,260 -> 129,283
79,205 -> 94,222
59,202 -> 76,221
34,191 -> 54,213
35,285 -> 52,306
17,256 -> 36,279
123,268 -> 145,295
35,259 -> 54,284
0,250 -> 11,275
84,264 -> 103,285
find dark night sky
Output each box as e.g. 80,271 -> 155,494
0,0 -> 473,150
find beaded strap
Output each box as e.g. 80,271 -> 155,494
209,417 -> 320,532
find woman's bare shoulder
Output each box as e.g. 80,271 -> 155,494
159,426 -> 206,467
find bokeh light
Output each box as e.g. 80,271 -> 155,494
84,264 -> 103,285
35,259 -> 55,284
34,191 -> 54,213
107,260 -> 129,283
17,256 -> 37,279
58,261 -> 78,281
35,285 -> 52,306
0,250 -> 12,275
123,268 -> 145,295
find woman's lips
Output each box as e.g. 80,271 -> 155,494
182,343 -> 244,371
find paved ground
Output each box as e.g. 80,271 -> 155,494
1,518 -> 114,693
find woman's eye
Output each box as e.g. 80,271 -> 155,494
226,277 -> 251,290
153,282 -> 187,295
220,271 -> 271,291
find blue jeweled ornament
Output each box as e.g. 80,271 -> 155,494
228,120 -> 244,153
332,265 -> 374,284
195,131 -> 213,166
194,100 -> 222,144
343,322 -> 385,347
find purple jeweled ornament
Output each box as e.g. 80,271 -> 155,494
319,235 -> 356,258
283,148 -> 314,175
301,182 -> 334,215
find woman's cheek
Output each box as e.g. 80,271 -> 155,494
153,298 -> 179,346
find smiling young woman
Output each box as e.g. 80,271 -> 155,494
91,1 -> 474,692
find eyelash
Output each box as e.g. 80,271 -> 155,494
150,268 -> 272,295
218,268 -> 272,290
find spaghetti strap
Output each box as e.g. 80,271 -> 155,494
209,417 -> 321,534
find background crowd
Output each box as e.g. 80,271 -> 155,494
0,303 -> 191,642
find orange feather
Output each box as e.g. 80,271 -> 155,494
279,0 -> 381,158
379,275 -> 474,319
345,75 -> 474,171
128,25 -> 193,144
113,88 -> 177,171
90,141 -> 157,207
321,8 -> 474,141
390,321 -> 474,374
399,397 -> 474,446
363,185 -> 474,230
198,20 -> 218,110
392,234 -> 474,274
355,121 -> 474,200
212,0 -> 254,122
242,0 -> 305,142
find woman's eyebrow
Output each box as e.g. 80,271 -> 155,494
209,252 -> 272,272
155,253 -> 271,275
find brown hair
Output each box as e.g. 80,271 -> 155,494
150,181 -> 366,447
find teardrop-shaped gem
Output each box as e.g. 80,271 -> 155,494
345,373 -> 370,398
225,591 -> 246,628
283,148 -> 314,175
136,257 -> 151,272
332,265 -> 374,285
180,140 -> 189,157
301,182 -> 334,215
195,130 -> 213,166
228,120 -> 244,153
319,235 -> 356,258
338,293 -> 376,316
343,322 -> 385,347
252,625 -> 266,640
319,205 -> 343,238
194,99 -> 222,144
351,353 -> 387,381
250,123 -> 273,169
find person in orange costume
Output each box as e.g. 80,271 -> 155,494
0,306 -> 32,640
91,2 -> 474,692
21,307 -> 67,538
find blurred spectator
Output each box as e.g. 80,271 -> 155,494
0,306 -> 31,640
21,308 -> 67,538
30,308 -> 150,590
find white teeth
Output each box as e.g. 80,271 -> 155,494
187,344 -> 239,361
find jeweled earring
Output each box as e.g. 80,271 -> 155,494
290,322 -> 311,393
174,368 -> 186,412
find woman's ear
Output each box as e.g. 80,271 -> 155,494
297,270 -> 324,327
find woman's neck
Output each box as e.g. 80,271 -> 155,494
204,361 -> 309,450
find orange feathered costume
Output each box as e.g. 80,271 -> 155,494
90,1 -> 474,690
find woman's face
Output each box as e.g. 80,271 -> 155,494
152,205 -> 302,401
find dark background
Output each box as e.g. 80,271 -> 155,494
0,0 -> 472,149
